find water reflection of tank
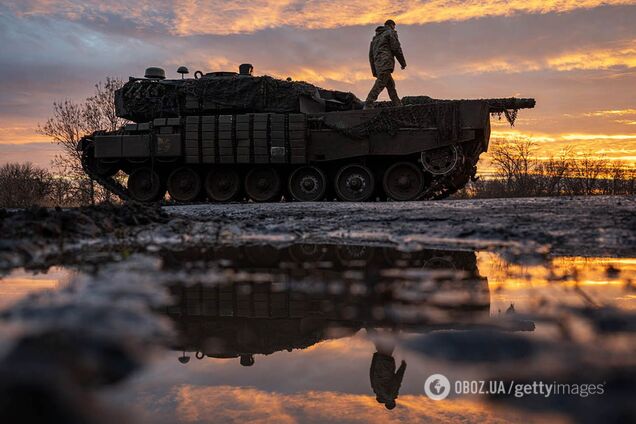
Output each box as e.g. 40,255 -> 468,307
164,244 -> 498,365
161,243 -> 481,273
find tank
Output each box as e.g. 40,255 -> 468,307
79,64 -> 535,203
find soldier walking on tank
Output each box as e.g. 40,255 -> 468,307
365,19 -> 407,109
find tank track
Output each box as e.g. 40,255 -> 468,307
81,138 -> 133,202
417,162 -> 475,200
82,137 -> 480,204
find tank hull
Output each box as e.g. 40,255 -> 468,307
82,100 -> 494,203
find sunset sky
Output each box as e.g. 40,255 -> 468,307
1,1 -> 636,169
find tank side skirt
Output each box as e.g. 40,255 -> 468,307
307,128 -> 477,161
198,115 -> 203,164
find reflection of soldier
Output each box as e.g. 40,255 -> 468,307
365,19 -> 407,109
368,330 -> 407,409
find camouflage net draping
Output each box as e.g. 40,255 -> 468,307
378,96 -> 535,126
116,80 -> 180,123
115,75 -> 361,123
322,102 -> 461,140
181,76 -> 318,113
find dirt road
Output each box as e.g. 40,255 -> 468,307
1,196 -> 633,271
168,196 -> 635,258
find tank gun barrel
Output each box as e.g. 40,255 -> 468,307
401,96 -> 535,112
483,97 -> 536,113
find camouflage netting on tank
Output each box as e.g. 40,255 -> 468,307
116,75 -> 361,122
116,80 -> 180,123
182,75 -> 316,113
379,96 -> 535,126
323,102 -> 461,140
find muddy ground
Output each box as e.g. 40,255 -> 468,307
167,195 -> 636,257
1,196 -> 634,271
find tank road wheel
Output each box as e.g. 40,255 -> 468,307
245,166 -> 282,202
383,162 -> 425,201
167,167 -> 201,203
288,244 -> 326,262
288,166 -> 327,202
205,167 -> 241,202
334,164 -> 375,202
420,145 -> 460,175
127,167 -> 164,203
335,244 -> 374,264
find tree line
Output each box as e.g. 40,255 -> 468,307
0,78 -> 127,208
455,139 -> 636,199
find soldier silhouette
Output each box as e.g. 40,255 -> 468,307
368,328 -> 407,409
365,19 -> 407,109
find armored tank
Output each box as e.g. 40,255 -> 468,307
79,64 -> 535,203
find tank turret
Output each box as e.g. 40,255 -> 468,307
115,64 -> 362,123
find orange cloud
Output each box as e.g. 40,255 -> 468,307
0,267 -> 71,309
584,108 -> 636,117
172,0 -> 636,36
479,252 -> 636,312
560,133 -> 636,141
0,125 -> 50,145
11,1 -> 635,36
491,130 -> 557,143
454,39 -> 636,75
174,385 -> 530,423
489,130 -> 636,161
282,67 -> 372,84
547,41 -> 636,71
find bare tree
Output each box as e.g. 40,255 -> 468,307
489,138 -> 538,196
538,147 -> 574,196
455,145 -> 635,199
83,78 -> 129,133
38,77 -> 126,205
0,163 -> 54,208
602,161 -> 636,195
570,152 -> 606,195
47,177 -> 78,207
38,100 -> 91,204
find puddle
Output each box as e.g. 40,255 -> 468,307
0,267 -> 74,310
0,244 -> 634,423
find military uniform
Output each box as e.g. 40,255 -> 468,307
370,352 -> 407,407
366,25 -> 407,107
